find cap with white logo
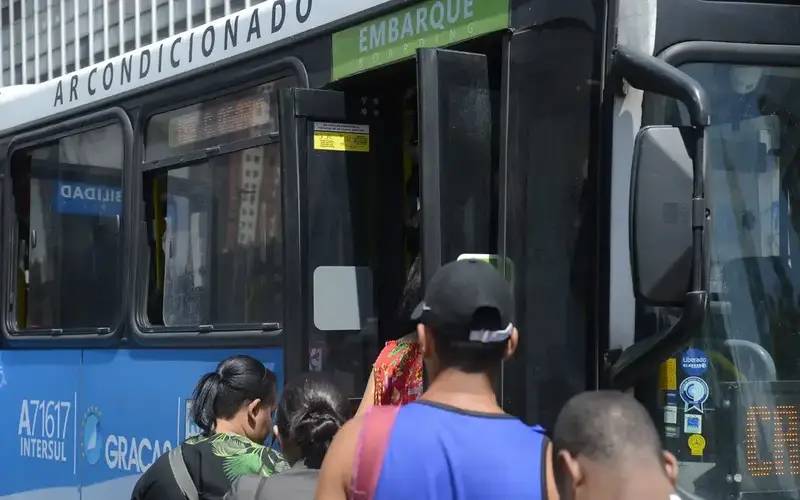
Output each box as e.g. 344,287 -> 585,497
411,260 -> 514,344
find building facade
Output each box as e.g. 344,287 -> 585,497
0,0 -> 267,86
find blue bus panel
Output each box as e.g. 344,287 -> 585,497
0,348 -> 283,499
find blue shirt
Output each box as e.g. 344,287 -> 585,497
374,401 -> 547,500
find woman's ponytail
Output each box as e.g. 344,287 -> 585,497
192,372 -> 223,436
276,375 -> 349,469
293,403 -> 344,469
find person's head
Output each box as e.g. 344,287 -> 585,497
274,374 -> 349,469
396,255 -> 423,337
413,259 -> 518,379
191,355 -> 278,444
553,391 -> 679,500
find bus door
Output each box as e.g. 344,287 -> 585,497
416,48 -> 494,282
279,48 -> 495,407
416,48 -> 503,397
279,88 -> 389,404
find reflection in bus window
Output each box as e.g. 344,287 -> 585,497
10,123 -> 123,331
143,145 -> 283,328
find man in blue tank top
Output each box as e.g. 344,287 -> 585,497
316,260 -> 557,500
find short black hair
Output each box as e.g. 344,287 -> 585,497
553,391 -> 662,463
191,355 -> 277,436
430,307 -> 508,374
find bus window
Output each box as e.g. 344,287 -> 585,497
143,145 -> 282,328
142,79 -> 290,330
10,123 -> 123,332
643,63 -> 800,499
145,79 -> 291,162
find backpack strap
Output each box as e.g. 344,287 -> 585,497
168,445 -> 199,500
349,405 -> 401,500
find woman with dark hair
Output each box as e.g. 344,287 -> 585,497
224,374 -> 348,500
132,355 -> 286,500
356,255 -> 424,415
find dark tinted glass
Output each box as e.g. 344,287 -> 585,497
143,144 -> 282,328
434,53 -> 493,264
502,29 -> 595,427
10,123 -> 124,331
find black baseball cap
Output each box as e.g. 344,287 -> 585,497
411,260 -> 514,343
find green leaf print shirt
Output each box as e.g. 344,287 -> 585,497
131,433 -> 288,500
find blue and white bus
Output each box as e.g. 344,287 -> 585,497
3,0 -> 800,498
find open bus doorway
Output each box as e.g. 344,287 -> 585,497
331,63 -> 422,348
280,37 -> 503,410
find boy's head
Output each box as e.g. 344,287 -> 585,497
413,260 -> 518,378
553,391 -> 679,500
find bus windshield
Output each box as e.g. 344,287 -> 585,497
650,62 -> 800,498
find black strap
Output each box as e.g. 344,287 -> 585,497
168,446 -> 199,500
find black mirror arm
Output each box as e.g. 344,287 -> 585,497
611,46 -> 711,128
609,291 -> 707,389
608,46 -> 711,389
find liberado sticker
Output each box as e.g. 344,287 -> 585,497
681,348 -> 709,376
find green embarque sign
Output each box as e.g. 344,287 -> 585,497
332,0 -> 509,80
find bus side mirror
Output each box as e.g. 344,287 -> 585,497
607,45 -> 711,389
631,126 -> 694,305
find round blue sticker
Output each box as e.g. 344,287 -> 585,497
681,348 -> 708,376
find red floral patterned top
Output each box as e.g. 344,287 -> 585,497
373,340 -> 424,406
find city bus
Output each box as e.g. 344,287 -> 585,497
0,0 -> 798,498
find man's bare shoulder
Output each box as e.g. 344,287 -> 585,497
315,415 -> 365,500
337,415 -> 365,450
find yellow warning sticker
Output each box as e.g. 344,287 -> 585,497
313,122 -> 370,153
688,434 -> 706,456
659,358 -> 678,391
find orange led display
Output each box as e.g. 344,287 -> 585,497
745,405 -> 800,478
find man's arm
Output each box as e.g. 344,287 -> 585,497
315,416 -> 362,500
